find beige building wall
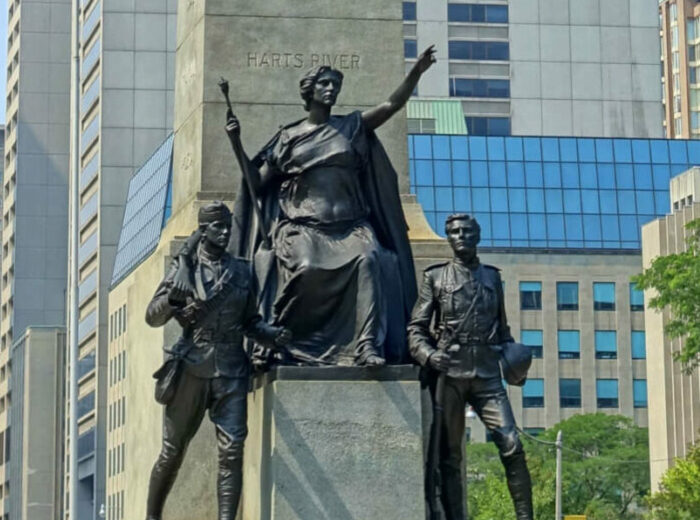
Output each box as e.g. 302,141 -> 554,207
8,327 -> 65,520
642,200 -> 700,491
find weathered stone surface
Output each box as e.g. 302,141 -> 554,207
243,366 -> 429,520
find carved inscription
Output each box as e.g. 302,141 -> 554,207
247,52 -> 361,70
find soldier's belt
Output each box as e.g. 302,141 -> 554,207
193,330 -> 242,343
456,333 -> 490,345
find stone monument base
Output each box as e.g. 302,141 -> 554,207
242,365 -> 430,520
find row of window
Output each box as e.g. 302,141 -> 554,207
447,4 -> 508,23
78,427 -> 95,461
404,3 -> 508,23
412,159 -> 680,193
109,350 -> 127,387
108,396 -> 125,433
449,78 -> 509,98
522,329 -> 646,360
107,490 -> 124,520
409,135 -> 700,165
465,117 -> 510,136
448,41 -> 509,61
405,39 -> 510,63
522,379 -> 647,409
108,442 -> 125,478
520,282 -> 644,312
78,350 -> 96,380
418,208 -> 654,249
77,391 -> 95,419
109,304 -> 127,342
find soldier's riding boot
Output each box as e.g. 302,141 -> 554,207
439,463 -> 467,520
501,451 -> 534,520
217,440 -> 244,520
146,441 -> 186,520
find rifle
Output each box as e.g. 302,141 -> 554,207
427,370 -> 446,520
426,321 -> 457,520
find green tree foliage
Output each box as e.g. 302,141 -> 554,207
633,219 -> 700,372
465,413 -> 649,519
646,441 -> 700,519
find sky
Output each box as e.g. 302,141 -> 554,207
0,1 -> 7,124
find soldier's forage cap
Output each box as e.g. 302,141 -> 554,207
198,201 -> 232,226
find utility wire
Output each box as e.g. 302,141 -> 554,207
516,426 -> 664,464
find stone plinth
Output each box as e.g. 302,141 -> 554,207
243,366 -> 430,520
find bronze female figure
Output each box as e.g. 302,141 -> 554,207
227,46 -> 437,367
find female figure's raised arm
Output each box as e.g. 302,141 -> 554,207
362,45 -> 436,131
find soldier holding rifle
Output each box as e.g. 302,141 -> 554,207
144,201 -> 290,520
408,213 -> 533,520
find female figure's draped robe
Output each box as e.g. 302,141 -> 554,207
233,111 -> 416,366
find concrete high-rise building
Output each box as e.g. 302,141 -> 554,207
642,167 -> 700,490
7,327 -> 65,520
659,0 -> 700,138
404,0 -> 663,137
1,0 -> 72,517
66,0 -> 177,517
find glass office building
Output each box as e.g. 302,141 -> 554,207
409,135 -> 700,248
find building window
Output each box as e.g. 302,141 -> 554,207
595,330 -> 617,360
448,41 -> 509,61
407,118 -> 436,134
449,78 -> 510,98
558,330 -> 580,359
631,331 -> 646,359
629,283 -> 644,311
77,391 -> 95,418
447,4 -> 508,23
465,116 -> 510,136
521,329 -> 543,359
404,39 -> 417,58
593,282 -> 616,311
520,281 -> 542,310
78,350 -> 96,380
633,379 -> 648,408
596,379 -> 619,408
523,379 -> 544,408
556,282 -> 579,310
402,1 -> 416,21
559,378 -> 581,408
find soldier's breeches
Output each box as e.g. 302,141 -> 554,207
145,372 -> 248,520
437,376 -> 533,520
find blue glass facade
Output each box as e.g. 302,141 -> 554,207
408,135 -> 700,249
111,134 -> 174,286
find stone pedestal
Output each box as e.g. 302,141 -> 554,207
243,366 -> 430,520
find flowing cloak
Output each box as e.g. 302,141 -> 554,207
231,111 -> 417,364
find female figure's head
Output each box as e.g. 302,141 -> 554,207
299,66 -> 344,111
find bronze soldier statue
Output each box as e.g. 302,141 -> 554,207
408,213 -> 533,520
144,201 -> 290,520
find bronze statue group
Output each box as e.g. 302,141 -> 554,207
144,46 -> 534,520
